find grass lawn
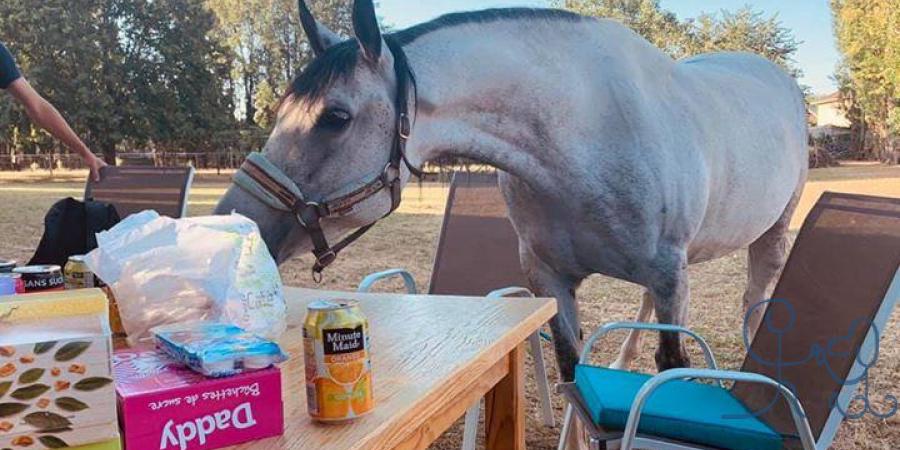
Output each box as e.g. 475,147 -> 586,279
1,164 -> 899,449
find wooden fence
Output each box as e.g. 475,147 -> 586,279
0,152 -> 251,173
0,152 -> 484,182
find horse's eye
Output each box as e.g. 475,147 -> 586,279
316,108 -> 352,131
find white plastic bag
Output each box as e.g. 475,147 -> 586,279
85,211 -> 286,345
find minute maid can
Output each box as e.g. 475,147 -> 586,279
303,299 -> 374,421
64,255 -> 95,289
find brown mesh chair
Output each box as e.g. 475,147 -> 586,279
557,192 -> 900,450
84,165 -> 195,218
358,171 -> 554,450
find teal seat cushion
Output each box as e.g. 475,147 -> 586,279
575,364 -> 783,450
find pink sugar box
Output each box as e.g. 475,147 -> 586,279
113,347 -> 284,450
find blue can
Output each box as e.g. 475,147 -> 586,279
0,273 -> 20,296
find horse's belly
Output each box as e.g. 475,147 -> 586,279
688,170 -> 800,263
688,218 -> 768,264
678,54 -> 807,264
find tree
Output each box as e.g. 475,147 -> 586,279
208,0 -> 353,127
129,0 -> 234,153
557,1 -> 801,79
0,0 -> 129,162
683,7 -> 801,78
0,0 -> 235,162
832,0 -> 900,163
254,79 -> 278,129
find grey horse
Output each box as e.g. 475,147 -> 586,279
214,1 -> 808,381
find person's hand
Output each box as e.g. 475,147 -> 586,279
87,154 -> 108,182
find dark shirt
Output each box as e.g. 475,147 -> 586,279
0,42 -> 22,89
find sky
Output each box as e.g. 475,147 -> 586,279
377,0 -> 840,94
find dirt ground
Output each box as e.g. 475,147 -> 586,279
1,164 -> 898,449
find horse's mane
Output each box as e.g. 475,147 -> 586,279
392,8 -> 582,45
289,8 -> 583,104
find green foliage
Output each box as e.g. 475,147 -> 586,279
556,1 -> 801,77
253,79 -> 278,129
683,8 -> 801,77
0,0 -> 123,157
0,0 -> 234,160
208,0 -> 353,127
0,0 -> 356,159
832,0 -> 900,162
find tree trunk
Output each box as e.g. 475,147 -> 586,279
887,138 -> 899,165
101,140 -> 117,166
244,72 -> 256,126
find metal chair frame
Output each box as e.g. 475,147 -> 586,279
556,268 -> 900,450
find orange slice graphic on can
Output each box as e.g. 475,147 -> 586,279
327,360 -> 365,384
351,372 -> 374,415
316,377 -> 350,418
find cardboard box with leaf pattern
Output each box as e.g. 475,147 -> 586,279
1,289 -> 120,450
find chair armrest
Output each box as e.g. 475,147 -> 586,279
580,322 -> 719,371
620,368 -> 816,450
487,286 -> 535,298
357,269 -> 418,294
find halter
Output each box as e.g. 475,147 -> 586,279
234,37 -> 421,280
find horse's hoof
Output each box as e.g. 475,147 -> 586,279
654,349 -> 691,371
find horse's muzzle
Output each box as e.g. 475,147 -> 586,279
214,183 -> 306,264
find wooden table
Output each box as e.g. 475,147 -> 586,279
232,287 -> 556,450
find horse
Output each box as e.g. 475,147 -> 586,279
214,1 -> 808,382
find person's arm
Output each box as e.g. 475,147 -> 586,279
6,78 -> 106,180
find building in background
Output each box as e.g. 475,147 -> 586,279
808,92 -> 851,140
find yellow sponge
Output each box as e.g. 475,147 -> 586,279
70,438 -> 122,450
0,288 -> 108,321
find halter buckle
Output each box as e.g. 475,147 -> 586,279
383,162 -> 401,184
398,113 -> 411,140
296,201 -> 326,227
315,250 -> 337,270
294,212 -> 308,228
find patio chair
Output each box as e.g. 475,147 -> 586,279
557,192 -> 900,450
84,165 -> 195,218
358,171 -> 554,450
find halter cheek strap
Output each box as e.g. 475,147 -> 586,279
234,37 -> 420,280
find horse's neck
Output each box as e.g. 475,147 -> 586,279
402,18 -> 673,186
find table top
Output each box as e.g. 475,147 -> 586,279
234,287 -> 556,450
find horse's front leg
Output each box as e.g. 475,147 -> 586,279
647,246 -> 692,371
521,247 -> 582,382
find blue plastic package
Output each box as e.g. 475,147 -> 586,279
152,322 -> 287,377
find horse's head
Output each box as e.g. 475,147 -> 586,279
215,0 -> 417,271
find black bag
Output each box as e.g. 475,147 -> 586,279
28,197 -> 121,267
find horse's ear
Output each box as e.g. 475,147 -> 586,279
298,0 -> 342,57
352,0 -> 382,63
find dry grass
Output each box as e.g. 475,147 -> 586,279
1,165 -> 899,449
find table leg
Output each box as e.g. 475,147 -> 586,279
485,343 -> 525,450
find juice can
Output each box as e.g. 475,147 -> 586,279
64,255 -> 95,289
0,273 -> 21,296
303,299 -> 374,421
12,265 -> 64,293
